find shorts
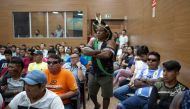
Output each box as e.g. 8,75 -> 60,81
88,73 -> 113,98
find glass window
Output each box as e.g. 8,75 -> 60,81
48,12 -> 65,38
66,11 -> 83,37
31,12 -> 47,38
13,11 -> 83,38
13,12 -> 30,38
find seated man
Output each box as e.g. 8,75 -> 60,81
63,53 -> 86,108
0,57 -> 25,106
28,50 -> 48,72
117,51 -> 163,109
63,53 -> 86,87
44,54 -> 78,109
148,60 -> 187,109
6,70 -> 64,109
65,47 -> 88,66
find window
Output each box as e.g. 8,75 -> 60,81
31,12 -> 47,38
13,12 -> 30,38
48,12 -> 65,38
66,11 -> 83,37
13,11 -> 83,38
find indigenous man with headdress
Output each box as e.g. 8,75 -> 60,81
82,13 -> 116,109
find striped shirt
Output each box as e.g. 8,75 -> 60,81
135,68 -> 163,97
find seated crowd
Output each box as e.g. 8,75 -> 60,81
0,31 -> 189,109
0,43 -> 88,109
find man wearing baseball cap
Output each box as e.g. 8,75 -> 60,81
6,70 -> 64,109
28,50 -> 48,72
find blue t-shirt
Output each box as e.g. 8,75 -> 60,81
65,56 -> 88,66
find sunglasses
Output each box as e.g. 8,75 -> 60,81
147,59 -> 157,62
47,61 -> 59,65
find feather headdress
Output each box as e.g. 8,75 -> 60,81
93,13 -> 112,40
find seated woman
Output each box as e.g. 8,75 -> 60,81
113,46 -> 135,86
113,45 -> 149,102
57,45 -> 69,63
113,45 -> 129,76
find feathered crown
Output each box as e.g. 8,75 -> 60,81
92,13 -> 112,40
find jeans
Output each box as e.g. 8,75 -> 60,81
113,85 -> 136,101
113,69 -> 122,77
113,69 -> 132,85
64,103 -> 74,109
118,95 -> 148,109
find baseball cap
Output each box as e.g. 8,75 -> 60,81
34,50 -> 43,55
22,70 -> 47,85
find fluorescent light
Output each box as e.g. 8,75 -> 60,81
78,13 -> 83,16
52,11 -> 59,14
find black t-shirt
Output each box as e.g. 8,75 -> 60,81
124,56 -> 134,68
148,81 -> 187,109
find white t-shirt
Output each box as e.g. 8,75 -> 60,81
119,35 -> 128,48
116,48 -> 123,56
9,89 -> 64,109
0,54 -> 5,61
41,49 -> 48,58
134,60 -> 148,78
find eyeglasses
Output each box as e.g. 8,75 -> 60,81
71,56 -> 79,59
147,59 -> 157,62
47,61 -> 59,65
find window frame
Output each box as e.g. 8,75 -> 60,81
13,11 -> 84,38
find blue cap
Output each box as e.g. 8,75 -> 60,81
34,50 -> 43,55
22,70 -> 47,85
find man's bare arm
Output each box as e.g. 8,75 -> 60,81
95,40 -> 116,59
59,89 -> 78,100
82,47 -> 101,56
